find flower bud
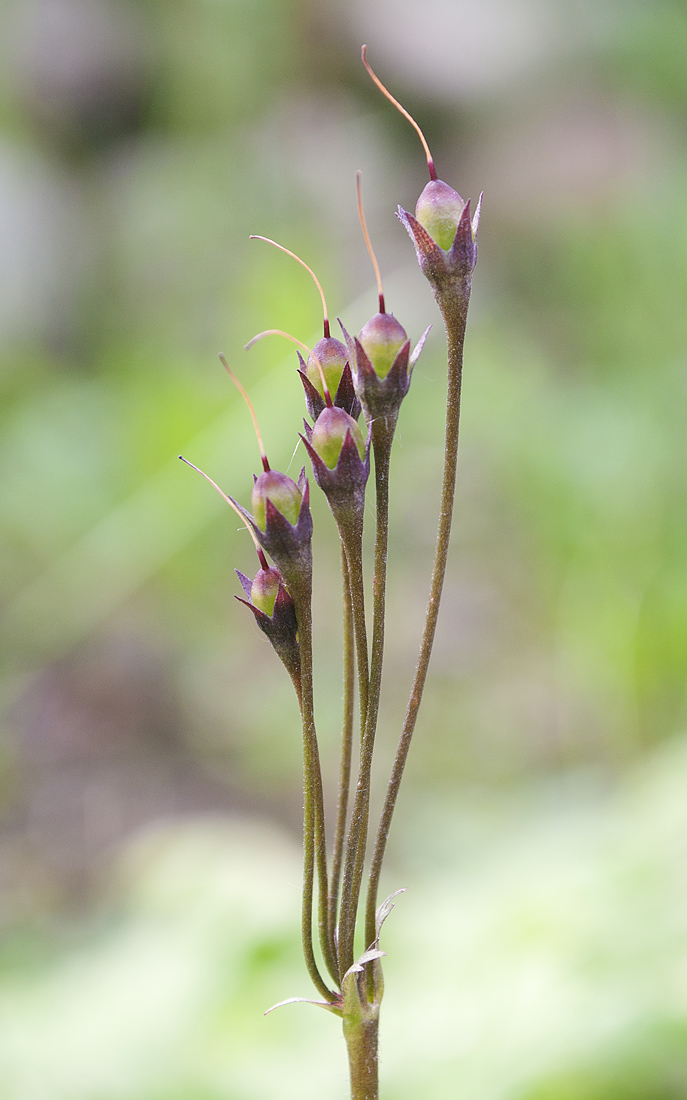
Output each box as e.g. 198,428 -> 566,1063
358,313 -> 407,379
250,564 -> 281,616
310,407 -> 365,470
415,179 -> 465,251
236,562 -> 300,686
339,317 -> 429,427
397,195 -> 480,297
251,470 -> 302,530
231,467 -> 312,598
305,337 -> 349,398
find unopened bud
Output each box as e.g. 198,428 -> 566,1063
250,565 -> 281,616
415,179 -> 465,251
306,337 -> 349,399
358,313 -> 407,379
311,406 -> 365,470
251,470 -> 302,530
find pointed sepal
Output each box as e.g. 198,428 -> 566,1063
397,205 -> 446,282
298,354 -> 361,422
448,197 -> 477,282
235,569 -> 254,599
264,995 -> 343,1018
409,325 -> 431,370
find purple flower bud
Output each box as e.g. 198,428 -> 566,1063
415,179 -> 465,251
310,406 -> 365,470
251,469 -> 302,530
236,560 -> 300,685
397,195 -> 481,297
358,313 -> 407,380
305,337 -> 349,398
230,468 -> 312,598
250,563 -> 281,616
301,415 -> 370,538
339,318 -> 430,425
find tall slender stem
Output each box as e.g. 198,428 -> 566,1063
329,545 -> 356,956
294,586 -> 339,996
337,526 -> 370,980
343,531 -> 370,730
365,298 -> 469,947
340,416 -> 396,981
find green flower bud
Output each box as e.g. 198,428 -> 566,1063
250,564 -> 281,616
251,470 -> 302,530
305,337 -> 349,398
415,179 -> 465,251
310,406 -> 365,470
358,313 -> 407,379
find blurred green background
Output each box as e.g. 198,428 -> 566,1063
1,0 -> 687,1096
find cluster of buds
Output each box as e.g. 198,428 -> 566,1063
180,50 -> 480,1069
180,47 -> 480,690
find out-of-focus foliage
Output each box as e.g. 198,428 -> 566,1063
0,0 -> 686,1095
2,739 -> 687,1099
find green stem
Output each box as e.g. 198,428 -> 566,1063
344,1008 -> 379,1100
294,586 -> 339,997
329,545 -> 356,958
344,530 -> 370,730
337,416 -> 396,980
337,525 -> 370,980
365,298 -> 469,948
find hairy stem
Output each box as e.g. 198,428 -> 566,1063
365,296 -> 469,947
344,1006 -> 379,1100
339,417 -> 396,983
337,525 -> 370,979
294,585 -> 339,997
329,545 -> 356,957
344,530 -> 370,730
337,415 -> 396,979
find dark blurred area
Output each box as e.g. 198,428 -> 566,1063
1,0 -> 687,1096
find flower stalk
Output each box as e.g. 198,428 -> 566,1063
182,45 -> 480,1100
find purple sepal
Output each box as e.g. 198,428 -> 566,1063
334,363 -> 362,420
297,358 -> 326,422
472,192 -> 483,239
235,569 -> 253,599
297,357 -> 361,422
338,319 -> 356,365
410,325 -> 432,369
448,199 -> 477,280
396,207 -> 446,281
